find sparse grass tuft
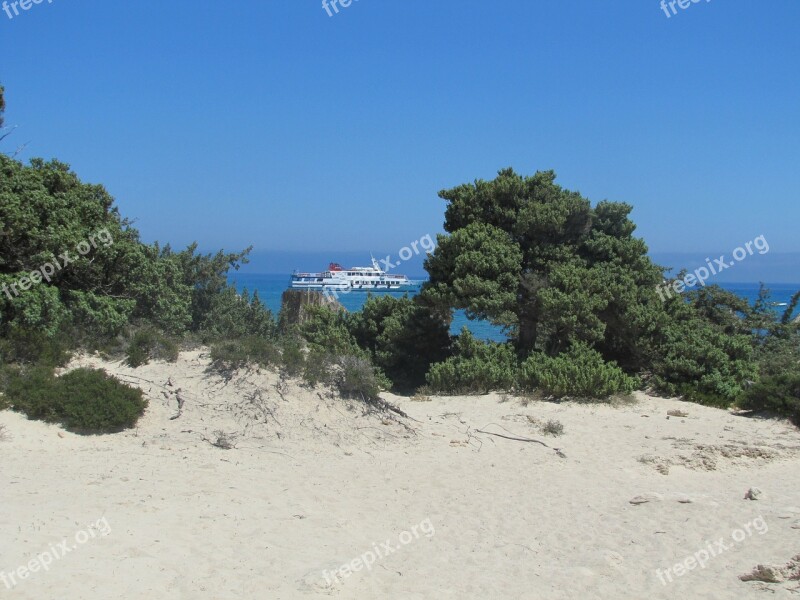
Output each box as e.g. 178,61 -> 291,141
542,419 -> 564,437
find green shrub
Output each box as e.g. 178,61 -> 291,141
125,328 -> 179,367
279,336 -> 306,377
336,355 -> 384,399
0,364 -> 14,409
303,349 -> 335,386
347,295 -> 450,391
739,372 -> 800,424
66,290 -> 136,338
196,288 -> 276,341
298,305 -> 363,356
209,336 -> 280,372
0,327 -> 71,367
520,343 -> 636,400
6,367 -> 147,433
643,295 -> 756,406
425,329 -> 518,394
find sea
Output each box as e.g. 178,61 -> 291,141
230,274 -> 800,342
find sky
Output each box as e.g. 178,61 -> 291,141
1,0 -> 798,279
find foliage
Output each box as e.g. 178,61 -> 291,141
422,168 -> 762,405
423,169 -> 663,365
739,372 -> 800,425
425,328 -> 518,394
642,288 -> 756,406
0,154 -> 266,348
279,335 -> 306,377
209,336 -> 280,373
543,419 -> 564,436
125,328 -> 180,367
6,367 -> 147,433
297,305 -> 363,357
520,342 -> 636,400
335,355 -> 384,400
346,295 -> 450,390
0,326 -> 70,367
194,286 -> 276,341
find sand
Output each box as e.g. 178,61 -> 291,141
1,350 -> 799,599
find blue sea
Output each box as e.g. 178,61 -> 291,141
230,274 -> 800,342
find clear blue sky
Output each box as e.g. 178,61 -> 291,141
1,0 -> 798,278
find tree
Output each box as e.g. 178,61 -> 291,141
0,154 -> 270,341
423,168 -> 663,367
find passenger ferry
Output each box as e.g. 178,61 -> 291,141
290,258 -> 419,292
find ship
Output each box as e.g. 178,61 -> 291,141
289,258 -> 419,293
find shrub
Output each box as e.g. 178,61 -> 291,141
425,329 -> 518,394
520,343 -> 636,400
279,336 -> 306,377
336,355 -> 384,400
0,327 -> 71,367
303,348 -> 334,386
6,367 -> 147,433
739,372 -> 800,425
298,306 -> 363,356
643,292 -> 756,406
209,336 -> 280,373
196,288 -> 276,341
543,419 -> 564,436
125,328 -> 179,367
347,295 -> 450,391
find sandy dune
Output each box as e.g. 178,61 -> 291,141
1,350 -> 799,599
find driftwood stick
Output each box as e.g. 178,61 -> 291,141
476,429 -> 549,446
476,426 -> 566,458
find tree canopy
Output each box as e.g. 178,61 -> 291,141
423,168 -> 663,367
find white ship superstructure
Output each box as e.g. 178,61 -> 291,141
290,258 -> 417,292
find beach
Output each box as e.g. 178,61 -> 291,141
2,350 -> 798,599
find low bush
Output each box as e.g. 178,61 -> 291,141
303,348 -> 335,386
125,328 -> 179,367
209,336 -> 280,373
425,329 -> 518,394
520,343 -> 636,400
336,355 -> 384,400
0,327 -> 71,367
543,419 -> 564,436
6,367 -> 147,433
279,336 -> 306,377
644,294 -> 756,406
739,372 -> 800,425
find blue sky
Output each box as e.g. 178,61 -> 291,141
1,0 -> 798,279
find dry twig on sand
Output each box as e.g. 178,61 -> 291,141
476,423 -> 566,458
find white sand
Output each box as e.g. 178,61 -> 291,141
1,350 -> 799,599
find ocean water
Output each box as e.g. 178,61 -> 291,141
230,274 -> 800,342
